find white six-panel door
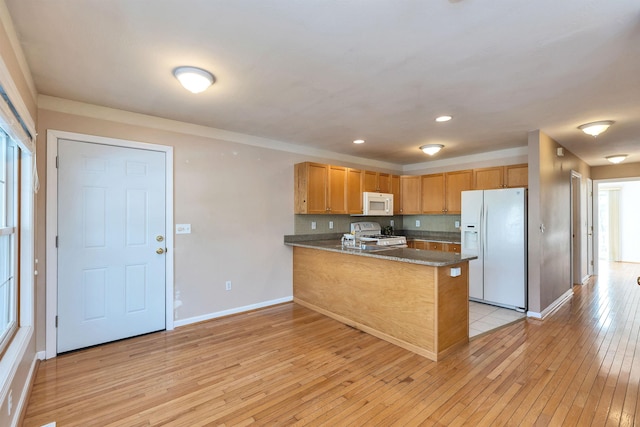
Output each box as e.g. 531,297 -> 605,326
57,139 -> 166,353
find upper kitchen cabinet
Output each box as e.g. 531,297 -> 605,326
421,173 -> 445,214
445,170 -> 473,213
474,164 -> 528,189
391,175 -> 401,215
328,165 -> 348,214
504,164 -> 528,188
421,170 -> 473,214
399,175 -> 421,214
363,171 -> 392,193
294,162 -> 347,214
347,168 -> 363,214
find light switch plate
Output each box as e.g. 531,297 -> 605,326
176,224 -> 191,234
415,220 -> 421,227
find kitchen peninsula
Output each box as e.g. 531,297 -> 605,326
285,238 -> 476,361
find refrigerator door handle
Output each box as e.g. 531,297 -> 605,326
484,204 -> 489,255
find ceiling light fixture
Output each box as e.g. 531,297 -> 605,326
578,120 -> 614,137
353,139 -> 365,144
606,154 -> 627,164
173,66 -> 215,93
435,115 -> 452,122
419,144 -> 444,156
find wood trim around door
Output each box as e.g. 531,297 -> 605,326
45,130 -> 174,359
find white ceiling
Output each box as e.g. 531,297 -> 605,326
6,0 -> 640,166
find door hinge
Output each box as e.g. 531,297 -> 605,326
55,236 -> 58,248
56,156 -> 59,168
55,315 -> 58,328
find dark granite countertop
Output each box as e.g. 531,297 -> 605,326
400,231 -> 461,243
284,239 -> 475,267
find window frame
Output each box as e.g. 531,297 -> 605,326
0,135 -> 19,357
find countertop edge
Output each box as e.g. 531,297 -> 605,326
285,240 -> 475,267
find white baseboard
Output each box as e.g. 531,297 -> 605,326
174,296 -> 293,327
527,288 -> 573,319
36,351 -> 45,361
12,353 -> 40,427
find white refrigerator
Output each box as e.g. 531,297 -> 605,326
461,188 -> 527,311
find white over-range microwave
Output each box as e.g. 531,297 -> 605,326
360,192 -> 394,216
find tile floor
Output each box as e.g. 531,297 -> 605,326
469,300 -> 526,338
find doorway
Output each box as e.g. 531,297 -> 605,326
596,179 -> 640,266
46,130 -> 174,358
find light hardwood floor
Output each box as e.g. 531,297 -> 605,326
23,262 -> 640,426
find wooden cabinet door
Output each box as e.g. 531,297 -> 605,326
445,243 -> 461,253
473,167 -> 503,190
400,175 -> 421,214
426,242 -> 443,251
505,164 -> 528,188
378,173 -> 392,193
445,170 -> 473,214
307,163 -> 329,213
421,173 -> 445,214
347,168 -> 363,214
363,171 -> 392,193
328,165 -> 347,214
391,175 -> 401,215
363,170 -> 378,192
414,241 -> 429,250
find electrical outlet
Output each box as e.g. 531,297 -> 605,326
329,221 -> 334,229
455,220 -> 460,228
225,281 -> 232,291
311,221 -> 317,230
390,220 -> 394,227
415,220 -> 421,227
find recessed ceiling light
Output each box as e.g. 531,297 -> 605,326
353,139 -> 365,144
419,144 -> 444,156
606,154 -> 627,164
173,66 -> 215,93
435,115 -> 452,122
578,120 -> 614,137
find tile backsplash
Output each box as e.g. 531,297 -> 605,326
402,214 -> 461,232
294,215 -> 404,234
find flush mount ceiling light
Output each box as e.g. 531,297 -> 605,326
606,154 -> 627,164
578,120 -> 614,137
435,115 -> 452,122
353,139 -> 365,144
419,144 -> 444,156
173,66 -> 215,93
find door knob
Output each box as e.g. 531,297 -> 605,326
156,248 -> 165,254
156,235 -> 164,242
